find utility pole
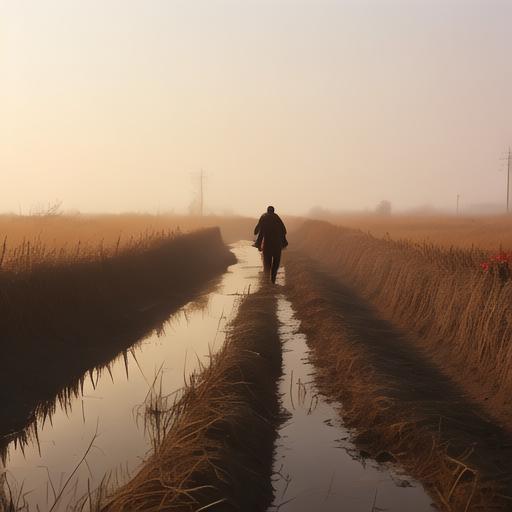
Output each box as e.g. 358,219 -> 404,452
508,148 -> 511,214
189,169 -> 207,216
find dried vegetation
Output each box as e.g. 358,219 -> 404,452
0,227 -> 235,461
310,213 -> 512,251
102,282 -> 282,512
0,214 -> 255,270
292,220 -> 512,428
285,253 -> 512,511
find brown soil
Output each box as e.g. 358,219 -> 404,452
285,251 -> 512,511
102,280 -> 282,512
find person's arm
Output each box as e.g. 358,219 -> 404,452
277,215 -> 287,235
274,215 -> 288,247
254,214 -> 264,235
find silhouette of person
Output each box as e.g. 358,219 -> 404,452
253,206 -> 288,283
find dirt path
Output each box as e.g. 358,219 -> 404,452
269,291 -> 433,511
285,251 -> 512,511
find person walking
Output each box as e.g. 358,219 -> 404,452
253,206 -> 288,283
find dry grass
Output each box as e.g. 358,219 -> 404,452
102,281 -> 282,512
0,214 -> 255,270
291,220 -> 512,429
0,228 -> 235,462
285,253 -> 512,511
309,212 -> 512,251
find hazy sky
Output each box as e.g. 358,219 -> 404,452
2,0 -> 512,216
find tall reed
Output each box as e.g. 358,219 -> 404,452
292,220 -> 512,427
0,228 -> 235,462
102,282 -> 282,512
310,212 -> 512,251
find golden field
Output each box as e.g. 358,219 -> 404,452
309,213 -> 512,251
0,214 -> 254,271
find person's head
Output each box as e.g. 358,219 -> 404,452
267,206 -> 275,214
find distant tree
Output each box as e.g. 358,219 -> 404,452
375,200 -> 392,216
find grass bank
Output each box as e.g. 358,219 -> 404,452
285,253 -> 512,511
308,212 -> 512,250
102,281 -> 282,512
0,228 -> 235,459
291,220 -> 512,429
0,214 -> 256,261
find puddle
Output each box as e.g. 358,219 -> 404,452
270,272 -> 435,511
1,242 -> 262,511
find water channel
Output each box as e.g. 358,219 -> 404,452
2,241 -> 433,511
2,243 -> 260,510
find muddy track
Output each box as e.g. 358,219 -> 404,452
285,251 -> 512,511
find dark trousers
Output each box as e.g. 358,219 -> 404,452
263,248 -> 281,283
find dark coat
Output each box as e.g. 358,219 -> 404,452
254,213 -> 287,252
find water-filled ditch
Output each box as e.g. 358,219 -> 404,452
2,241 -> 433,511
269,273 -> 434,511
2,243 -> 260,510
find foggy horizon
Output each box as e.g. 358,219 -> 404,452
3,0 -> 512,217
4,3 -> 512,509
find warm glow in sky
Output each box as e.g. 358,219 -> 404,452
2,0 -> 512,216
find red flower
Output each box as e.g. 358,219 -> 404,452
481,262 -> 490,272
488,252 -> 510,263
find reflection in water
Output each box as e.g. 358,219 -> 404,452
270,276 -> 435,511
0,277 -> 218,466
3,242 -> 438,511
2,242 -> 261,511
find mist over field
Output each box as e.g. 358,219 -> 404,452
2,0 -> 512,217
4,2 -> 512,512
